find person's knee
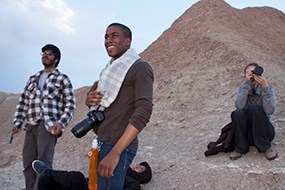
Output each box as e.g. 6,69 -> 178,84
247,103 -> 259,112
248,103 -> 268,119
231,109 -> 246,120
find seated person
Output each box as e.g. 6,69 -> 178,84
229,62 -> 277,161
32,160 -> 152,190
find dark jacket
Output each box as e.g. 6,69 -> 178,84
204,122 -> 235,157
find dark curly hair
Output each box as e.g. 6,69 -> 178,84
42,44 -> 61,67
107,23 -> 132,40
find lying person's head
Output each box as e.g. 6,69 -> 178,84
127,161 -> 152,184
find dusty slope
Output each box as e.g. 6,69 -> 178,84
1,0 -> 285,189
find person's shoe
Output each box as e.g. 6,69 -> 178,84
32,160 -> 51,175
265,148 -> 278,161
229,151 -> 243,160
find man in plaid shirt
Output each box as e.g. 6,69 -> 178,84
12,44 -> 76,190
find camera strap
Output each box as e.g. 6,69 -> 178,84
90,104 -> 105,112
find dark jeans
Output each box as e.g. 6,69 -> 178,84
98,143 -> 137,190
231,104 -> 275,153
38,170 -> 88,190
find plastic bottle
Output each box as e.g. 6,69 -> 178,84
88,139 -> 99,190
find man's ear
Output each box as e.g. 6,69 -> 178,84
126,37 -> 131,46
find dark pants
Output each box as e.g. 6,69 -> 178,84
37,170 -> 140,190
231,104 -> 275,154
38,170 -> 88,190
23,122 -> 57,190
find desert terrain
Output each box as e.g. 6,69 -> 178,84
1,0 -> 285,189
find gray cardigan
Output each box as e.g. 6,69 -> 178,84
235,79 -> 275,115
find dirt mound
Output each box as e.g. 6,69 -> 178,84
1,0 -> 285,189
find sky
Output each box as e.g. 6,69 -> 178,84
0,0 -> 284,93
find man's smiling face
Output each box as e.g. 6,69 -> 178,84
104,25 -> 131,60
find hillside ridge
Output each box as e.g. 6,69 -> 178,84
1,1 -> 285,189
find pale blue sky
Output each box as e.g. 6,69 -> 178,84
0,0 -> 284,93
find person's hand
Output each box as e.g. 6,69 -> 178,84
253,74 -> 268,88
51,122 -> 63,137
245,70 -> 254,81
12,125 -> 21,134
85,90 -> 104,107
97,150 -> 120,178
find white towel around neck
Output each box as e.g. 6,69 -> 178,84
97,48 -> 140,109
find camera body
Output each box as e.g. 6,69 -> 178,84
252,65 -> 264,76
250,65 -> 264,81
71,110 -> 105,138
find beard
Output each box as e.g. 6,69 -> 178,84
43,62 -> 53,67
42,58 -> 56,69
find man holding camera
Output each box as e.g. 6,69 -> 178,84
229,62 -> 277,161
85,23 -> 153,190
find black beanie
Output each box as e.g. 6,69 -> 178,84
127,161 -> 152,184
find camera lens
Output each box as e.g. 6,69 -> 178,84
71,117 -> 95,138
252,66 -> 263,76
71,110 -> 105,138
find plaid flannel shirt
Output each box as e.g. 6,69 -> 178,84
13,69 -> 76,132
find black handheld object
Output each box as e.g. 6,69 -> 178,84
71,109 -> 105,138
9,122 -> 22,144
252,65 -> 264,76
9,133 -> 14,144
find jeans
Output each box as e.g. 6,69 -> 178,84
98,143 -> 137,190
231,104 -> 275,153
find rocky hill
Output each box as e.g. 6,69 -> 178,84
1,0 -> 285,189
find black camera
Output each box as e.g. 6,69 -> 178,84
71,109 -> 104,138
250,65 -> 264,81
252,65 -> 264,76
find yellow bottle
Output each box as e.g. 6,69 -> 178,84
88,139 -> 99,190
